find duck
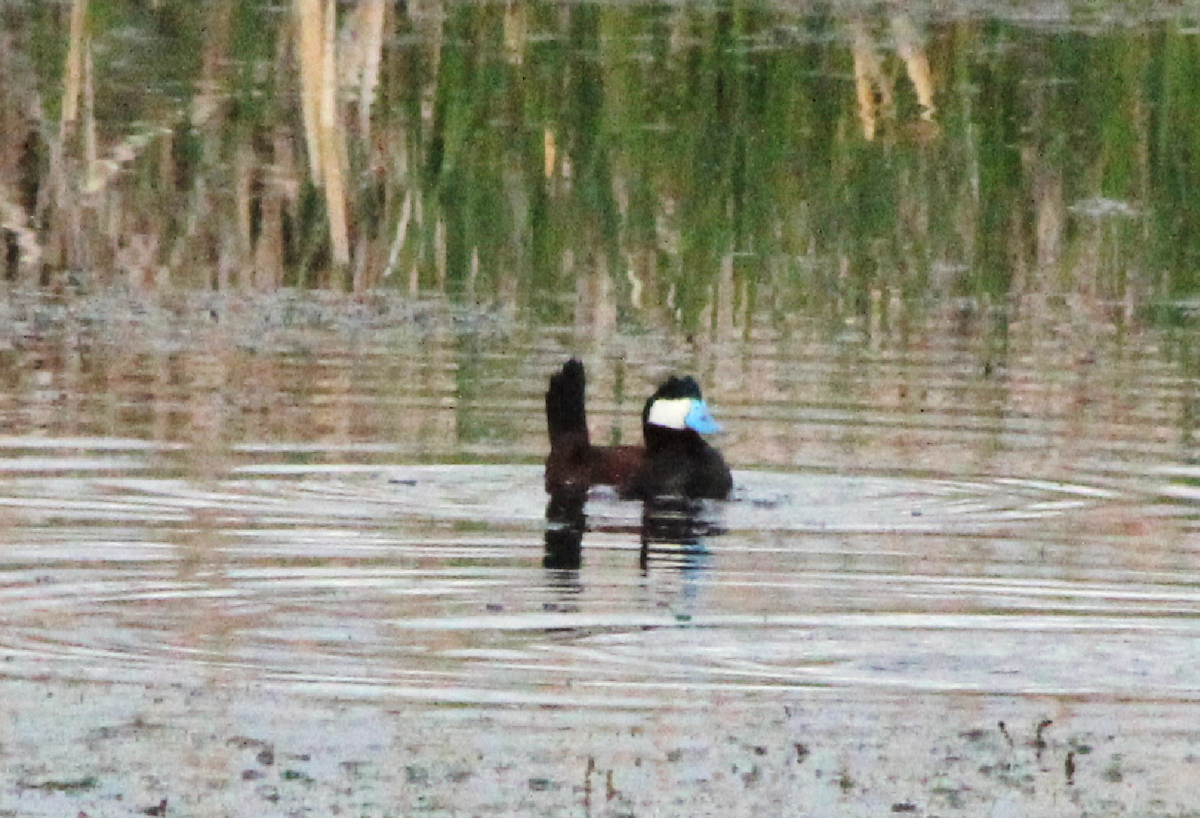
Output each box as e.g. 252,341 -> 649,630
544,358 -> 732,500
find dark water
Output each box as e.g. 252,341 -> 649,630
1,290 -> 1200,816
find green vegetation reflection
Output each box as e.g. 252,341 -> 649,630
1,1 -> 1197,331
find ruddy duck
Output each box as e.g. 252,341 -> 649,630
544,359 -> 732,500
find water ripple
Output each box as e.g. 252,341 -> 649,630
0,464 -> 1193,707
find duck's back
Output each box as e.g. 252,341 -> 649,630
546,440 -> 645,497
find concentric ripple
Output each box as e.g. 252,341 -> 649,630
0,455 -> 1194,706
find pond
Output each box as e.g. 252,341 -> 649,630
0,286 -> 1197,816
4,1 -> 1200,816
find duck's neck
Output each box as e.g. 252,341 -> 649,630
643,424 -> 706,456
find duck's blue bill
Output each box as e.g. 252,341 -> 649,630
685,400 -> 722,434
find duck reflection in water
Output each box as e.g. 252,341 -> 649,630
544,494 -> 724,571
542,358 -> 731,569
543,492 -> 587,570
637,496 -> 727,570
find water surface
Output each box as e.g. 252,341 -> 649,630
0,289 -> 1198,816
5,0 -> 1200,813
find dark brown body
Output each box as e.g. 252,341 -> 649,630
543,432 -> 643,498
544,359 -> 643,498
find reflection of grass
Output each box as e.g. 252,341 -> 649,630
0,2 -> 1185,328
20,776 -> 99,792
282,768 -> 315,783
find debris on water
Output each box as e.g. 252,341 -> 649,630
140,798 -> 168,816
1035,718 -> 1053,760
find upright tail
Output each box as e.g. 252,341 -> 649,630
546,358 -> 589,445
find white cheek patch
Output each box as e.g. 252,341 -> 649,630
647,397 -> 694,430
